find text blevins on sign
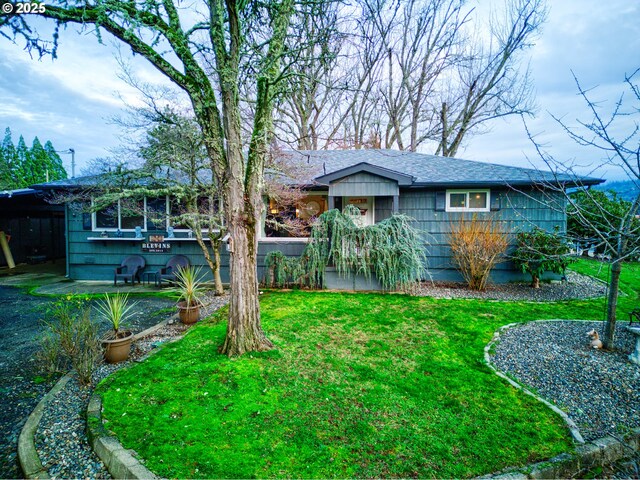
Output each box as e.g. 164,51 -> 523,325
143,235 -> 171,253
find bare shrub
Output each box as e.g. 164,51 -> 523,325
39,296 -> 102,386
449,215 -> 508,291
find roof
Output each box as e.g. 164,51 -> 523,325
0,188 -> 39,198
291,149 -> 603,188
29,149 -> 604,191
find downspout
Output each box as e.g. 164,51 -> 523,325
64,203 -> 70,278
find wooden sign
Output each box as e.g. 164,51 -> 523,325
142,235 -> 171,253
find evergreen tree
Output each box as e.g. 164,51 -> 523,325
27,137 -> 49,184
44,141 -> 67,181
15,135 -> 30,188
0,139 -> 9,190
0,128 -> 17,189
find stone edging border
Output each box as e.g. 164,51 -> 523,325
16,312 -> 179,479
483,428 -> 640,479
484,320 -> 585,444
18,373 -> 72,479
483,319 -> 640,478
86,394 -> 157,479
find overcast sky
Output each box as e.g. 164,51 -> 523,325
0,0 -> 638,182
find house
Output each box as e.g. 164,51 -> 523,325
29,149 -> 602,286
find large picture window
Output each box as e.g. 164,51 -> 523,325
92,195 -> 222,232
265,194 -> 328,237
446,190 -> 490,212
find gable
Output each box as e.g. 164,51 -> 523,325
329,172 -> 399,197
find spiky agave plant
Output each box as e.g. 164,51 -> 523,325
174,265 -> 205,307
95,292 -> 137,339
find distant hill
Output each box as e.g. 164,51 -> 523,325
594,180 -> 639,202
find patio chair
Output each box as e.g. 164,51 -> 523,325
114,255 -> 146,286
157,255 -> 190,286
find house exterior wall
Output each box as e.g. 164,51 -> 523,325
329,172 -> 399,197
398,187 -> 566,282
65,186 -> 566,284
66,207 -> 307,282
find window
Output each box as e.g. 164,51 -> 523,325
146,197 -> 168,231
95,203 -> 118,229
92,198 -> 148,231
120,198 -> 145,230
265,194 -> 328,237
446,190 -> 490,212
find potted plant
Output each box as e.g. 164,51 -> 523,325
175,265 -> 205,324
96,292 -> 137,363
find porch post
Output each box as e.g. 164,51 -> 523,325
328,195 -> 335,210
393,194 -> 399,214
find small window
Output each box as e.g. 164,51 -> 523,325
446,190 -> 490,212
120,198 -> 144,230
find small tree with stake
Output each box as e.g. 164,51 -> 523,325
526,68 -> 640,350
512,227 -> 572,289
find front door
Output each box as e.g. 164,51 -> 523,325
345,196 -> 374,226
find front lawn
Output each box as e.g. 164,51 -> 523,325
97,285 -> 614,478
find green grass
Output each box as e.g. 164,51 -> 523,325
570,257 -> 640,299
97,260 -> 639,478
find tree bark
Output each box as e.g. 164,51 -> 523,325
219,205 -> 274,356
603,260 -> 622,350
212,240 -> 224,296
532,275 -> 540,289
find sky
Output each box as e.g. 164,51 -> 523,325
0,0 -> 638,182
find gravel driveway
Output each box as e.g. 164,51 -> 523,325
0,285 -> 175,479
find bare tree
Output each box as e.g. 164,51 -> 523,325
528,69 -> 640,350
434,0 -> 545,157
273,0 -> 545,155
372,0 -> 469,151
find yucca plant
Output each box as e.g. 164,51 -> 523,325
174,265 -> 205,307
95,292 -> 137,339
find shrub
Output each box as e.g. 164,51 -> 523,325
448,215 -> 508,291
512,226 -> 573,288
264,206 -> 426,291
38,295 -> 102,386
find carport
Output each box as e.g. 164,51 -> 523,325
0,188 -> 65,267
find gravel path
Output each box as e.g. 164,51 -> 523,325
417,270 -> 607,301
35,292 -> 229,479
491,320 -> 640,442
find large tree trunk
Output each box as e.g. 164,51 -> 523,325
603,259 -> 622,350
219,209 -> 274,356
218,96 -> 274,355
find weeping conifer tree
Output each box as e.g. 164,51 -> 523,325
266,205 -> 426,290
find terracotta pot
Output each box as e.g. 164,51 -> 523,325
102,331 -> 133,364
177,301 -> 200,324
